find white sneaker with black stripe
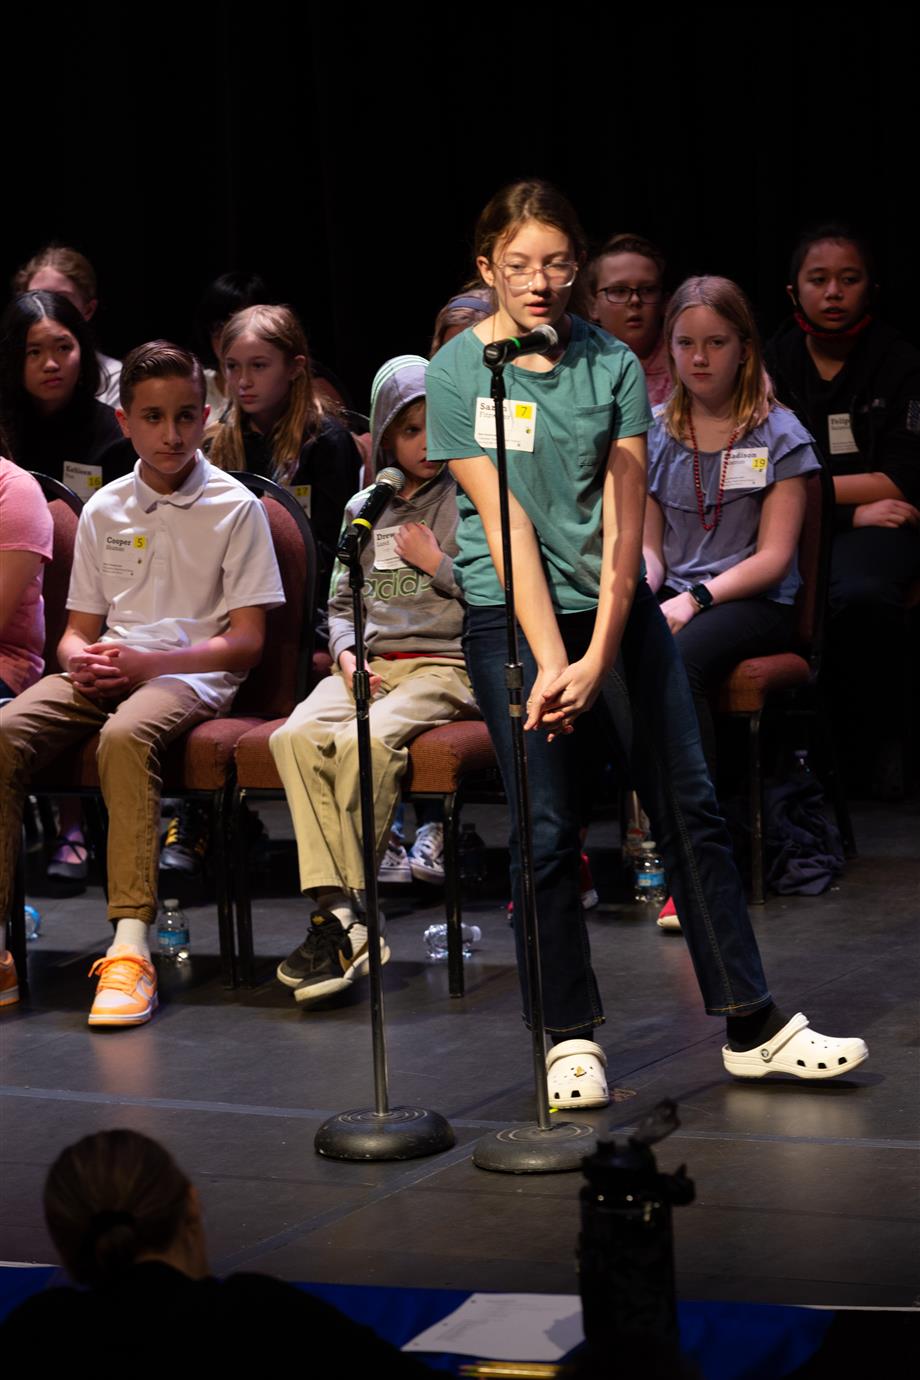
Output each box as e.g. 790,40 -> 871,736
408,823 -> 445,883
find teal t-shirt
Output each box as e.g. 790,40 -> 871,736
426,316 -> 652,611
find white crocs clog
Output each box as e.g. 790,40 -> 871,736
722,1012 -> 869,1081
546,1039 -> 610,1109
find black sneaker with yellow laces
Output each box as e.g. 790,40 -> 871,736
159,803 -> 210,876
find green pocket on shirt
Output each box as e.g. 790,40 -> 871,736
573,401 -> 616,472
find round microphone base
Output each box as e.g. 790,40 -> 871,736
473,1120 -> 597,1174
315,1106 -> 455,1162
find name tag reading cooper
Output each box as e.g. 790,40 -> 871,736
373,525 -> 409,571
63,460 -> 104,503
723,447 -> 769,490
474,398 -> 537,452
102,533 -> 147,579
283,483 -> 312,517
828,413 -> 858,455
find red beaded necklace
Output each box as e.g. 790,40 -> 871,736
688,414 -> 742,532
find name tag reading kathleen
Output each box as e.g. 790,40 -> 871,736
63,461 -> 104,504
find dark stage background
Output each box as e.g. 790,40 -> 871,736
6,9 -> 918,409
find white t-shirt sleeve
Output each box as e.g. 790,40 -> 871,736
66,507 -> 109,615
221,495 -> 286,611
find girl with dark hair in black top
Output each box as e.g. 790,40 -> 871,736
0,291 -> 128,503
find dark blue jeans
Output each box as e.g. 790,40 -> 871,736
464,580 -> 771,1035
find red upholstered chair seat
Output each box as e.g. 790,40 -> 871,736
716,654 -> 810,715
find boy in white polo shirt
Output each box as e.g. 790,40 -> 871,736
0,341 -> 284,1024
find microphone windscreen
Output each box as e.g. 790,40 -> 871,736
377,466 -> 407,492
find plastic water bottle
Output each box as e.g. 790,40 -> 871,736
622,794 -> 651,880
633,843 -> 666,906
423,922 -> 482,961
458,822 -> 486,884
25,904 -> 42,940
157,899 -> 190,963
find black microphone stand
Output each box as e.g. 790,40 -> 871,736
315,529 -> 455,1161
473,352 -> 597,1173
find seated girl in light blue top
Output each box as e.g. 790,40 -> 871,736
644,276 -> 821,779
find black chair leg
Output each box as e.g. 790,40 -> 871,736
442,791 -> 465,998
9,848 -> 28,1000
749,710 -> 766,906
85,797 -> 109,896
212,784 -> 237,989
813,693 -> 857,859
232,790 -> 257,988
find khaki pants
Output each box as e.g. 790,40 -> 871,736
269,658 -> 478,894
0,674 -> 212,927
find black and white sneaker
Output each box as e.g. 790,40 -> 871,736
159,802 -> 210,876
378,838 -> 412,884
276,909 -> 390,1004
408,822 -> 445,883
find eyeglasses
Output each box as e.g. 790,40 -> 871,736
494,261 -> 579,294
596,284 -> 663,304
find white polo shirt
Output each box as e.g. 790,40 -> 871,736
67,452 -> 285,710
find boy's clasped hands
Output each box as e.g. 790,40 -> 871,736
68,643 -> 156,698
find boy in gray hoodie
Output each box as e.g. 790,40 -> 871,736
269,355 -> 479,1004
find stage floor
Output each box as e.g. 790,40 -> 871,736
2,799 -> 917,1310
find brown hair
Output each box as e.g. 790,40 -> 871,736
207,304 -> 323,482
13,244 -> 97,307
119,340 -> 206,410
429,282 -> 493,356
587,232 -> 667,295
473,180 -> 589,316
43,1130 -> 191,1286
661,276 -> 775,440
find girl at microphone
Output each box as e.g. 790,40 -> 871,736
269,355 -> 478,1006
426,179 -> 867,1103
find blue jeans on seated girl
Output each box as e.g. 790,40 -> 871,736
463,579 -> 771,1037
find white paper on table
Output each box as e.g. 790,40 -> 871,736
402,1292 -> 584,1361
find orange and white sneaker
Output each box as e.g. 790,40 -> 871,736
88,949 -> 158,1027
0,950 -> 19,1007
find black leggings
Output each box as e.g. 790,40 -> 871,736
659,590 -> 796,776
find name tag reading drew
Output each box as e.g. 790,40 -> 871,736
63,461 -> 103,504
828,413 -> 858,455
284,483 -> 312,517
723,448 -> 769,490
373,526 -> 408,571
474,398 -> 537,452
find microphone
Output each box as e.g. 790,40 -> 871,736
482,324 -> 559,367
337,466 -> 406,558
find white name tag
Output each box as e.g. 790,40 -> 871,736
828,413 -> 858,455
284,482 -> 312,517
723,447 -> 769,490
63,461 -> 103,503
373,526 -> 408,571
101,533 -> 147,579
473,398 -> 537,452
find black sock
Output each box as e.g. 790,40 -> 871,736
725,1003 -> 789,1052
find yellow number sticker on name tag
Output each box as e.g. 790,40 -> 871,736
133,535 -> 147,549
288,484 -> 312,517
87,474 -> 103,489
751,456 -> 767,471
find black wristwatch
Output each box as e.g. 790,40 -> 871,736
689,583 -> 713,611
